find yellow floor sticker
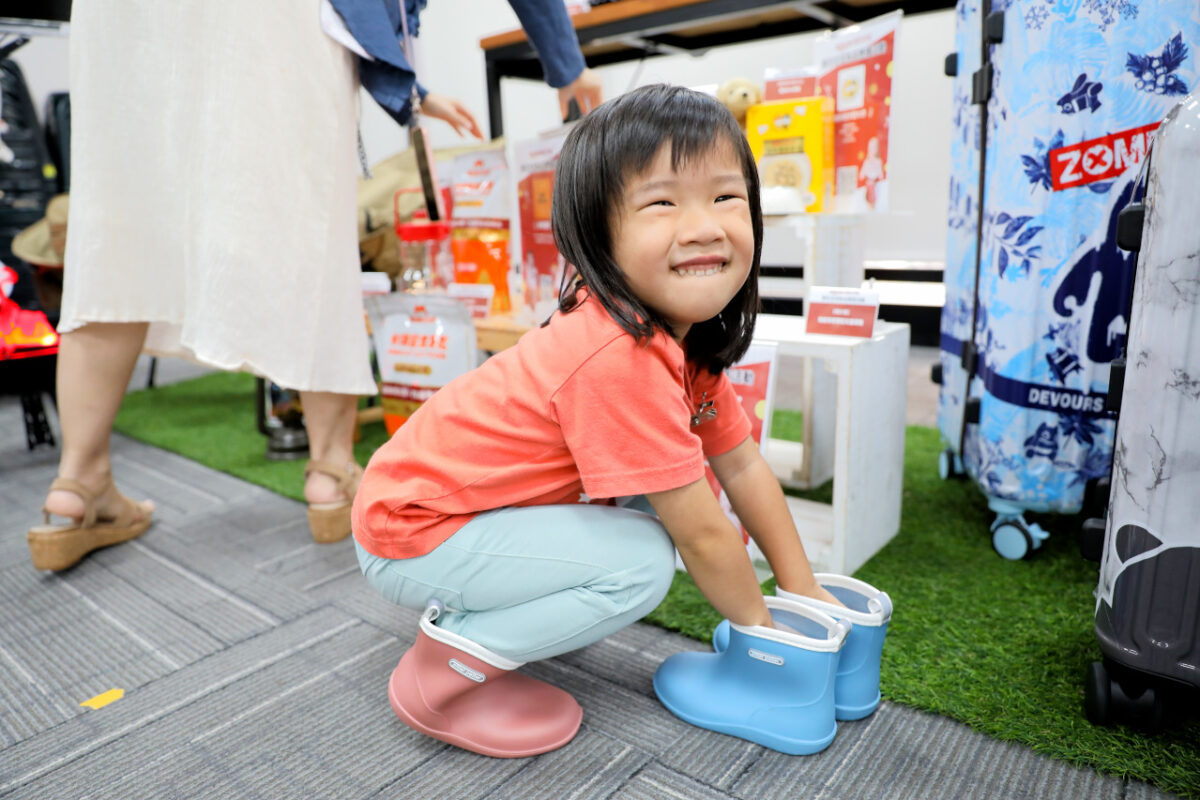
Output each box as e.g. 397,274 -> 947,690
80,688 -> 124,709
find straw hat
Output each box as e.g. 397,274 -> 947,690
11,194 -> 69,269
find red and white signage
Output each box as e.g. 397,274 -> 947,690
723,342 -> 779,450
1049,122 -> 1159,191
813,10 -> 900,211
690,342 -> 779,562
806,286 -> 880,337
763,66 -> 819,101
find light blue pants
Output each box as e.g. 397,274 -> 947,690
355,499 -> 676,662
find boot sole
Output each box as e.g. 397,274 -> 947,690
27,518 -> 151,571
387,669 -> 581,758
835,693 -> 881,721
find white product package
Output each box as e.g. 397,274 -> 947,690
364,293 -> 476,435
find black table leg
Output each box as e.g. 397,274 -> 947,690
486,58 -> 504,139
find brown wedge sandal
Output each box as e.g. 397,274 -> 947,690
305,459 -> 363,544
27,477 -> 154,571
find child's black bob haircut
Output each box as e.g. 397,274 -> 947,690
551,83 -> 763,375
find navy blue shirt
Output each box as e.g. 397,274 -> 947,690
330,0 -> 586,125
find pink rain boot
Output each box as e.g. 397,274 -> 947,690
388,603 -> 583,757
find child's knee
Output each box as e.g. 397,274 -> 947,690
354,539 -> 461,611
623,529 -> 677,613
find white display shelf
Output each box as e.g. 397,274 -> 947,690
753,315 -> 910,576
759,276 -> 946,308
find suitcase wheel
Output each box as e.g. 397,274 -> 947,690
987,504 -> 1050,560
992,520 -> 1033,559
1078,518 -> 1106,562
1084,661 -> 1111,726
1085,660 -> 1169,732
937,448 -> 964,481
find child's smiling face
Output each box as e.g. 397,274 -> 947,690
610,141 -> 755,343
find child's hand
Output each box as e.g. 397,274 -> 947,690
777,582 -> 845,609
812,585 -> 844,608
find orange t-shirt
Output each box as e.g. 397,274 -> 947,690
352,294 -> 752,559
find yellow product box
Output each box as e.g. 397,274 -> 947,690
745,97 -> 833,214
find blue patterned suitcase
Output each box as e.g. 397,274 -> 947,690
936,0 -> 983,483
936,0 -> 1200,558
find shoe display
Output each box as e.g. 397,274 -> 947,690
713,574 -> 892,720
655,597 -> 849,755
388,603 -> 583,757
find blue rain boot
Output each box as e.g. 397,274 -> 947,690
654,598 -> 849,755
712,574 -> 892,721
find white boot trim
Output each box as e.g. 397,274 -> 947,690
419,603 -> 524,671
777,573 -> 893,626
730,599 -> 849,652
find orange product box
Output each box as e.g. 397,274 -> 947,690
451,149 -> 512,314
450,218 -> 511,315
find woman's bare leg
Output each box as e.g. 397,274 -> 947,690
297,391 -> 359,504
43,322 -> 154,520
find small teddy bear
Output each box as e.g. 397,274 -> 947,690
716,78 -> 762,129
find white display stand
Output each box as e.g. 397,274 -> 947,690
760,214 -> 866,290
759,215 -> 866,489
753,315 -> 910,576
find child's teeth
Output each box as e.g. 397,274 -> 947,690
676,264 -> 723,276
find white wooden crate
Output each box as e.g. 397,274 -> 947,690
753,315 -> 910,576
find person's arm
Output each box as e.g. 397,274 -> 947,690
557,68 -> 603,119
504,0 -> 587,89
329,0 -> 480,134
504,0 -> 602,118
646,478 -> 773,628
708,436 -> 840,605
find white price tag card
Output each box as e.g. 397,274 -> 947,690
447,283 -> 495,319
805,285 -> 880,337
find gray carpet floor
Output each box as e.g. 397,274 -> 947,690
0,354 -> 1182,799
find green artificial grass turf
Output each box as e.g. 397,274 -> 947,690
114,371 -> 391,503
114,376 -> 1200,797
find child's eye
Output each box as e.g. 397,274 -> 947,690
645,200 -> 674,208
715,194 -> 742,203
